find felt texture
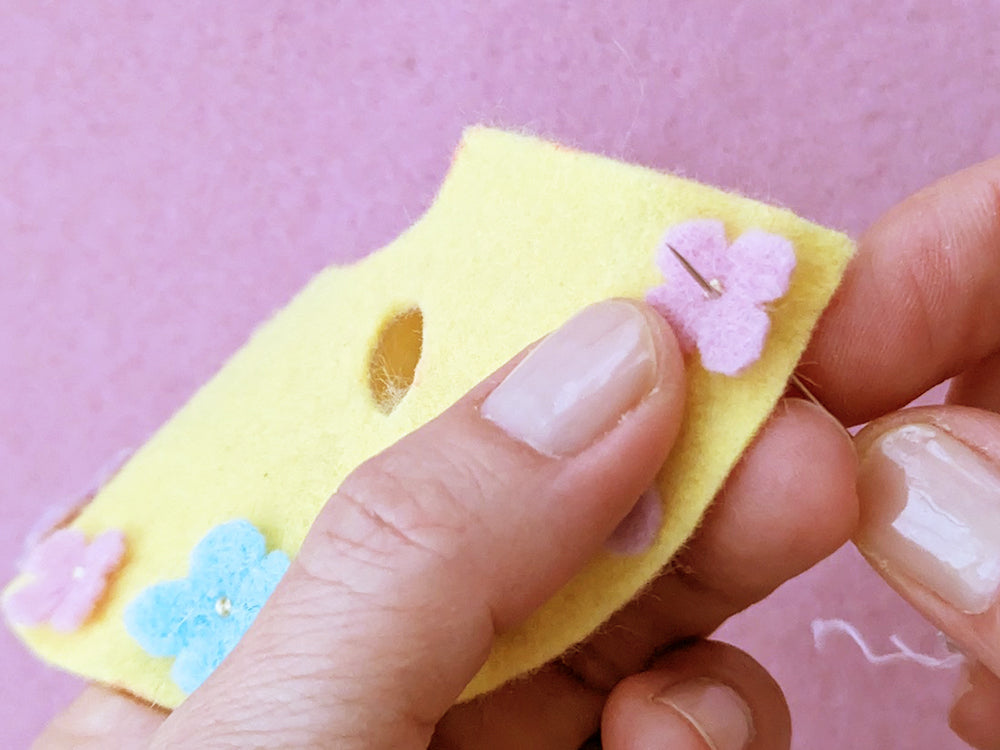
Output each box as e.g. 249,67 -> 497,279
5,6 -> 995,746
3,128 -> 854,707
647,220 -> 797,375
3,530 -> 125,633
124,520 -> 289,694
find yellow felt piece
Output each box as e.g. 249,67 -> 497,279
5,127 -> 854,708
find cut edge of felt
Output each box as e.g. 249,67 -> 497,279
4,126 -> 856,709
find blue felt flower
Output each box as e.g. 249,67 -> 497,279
124,519 -> 290,694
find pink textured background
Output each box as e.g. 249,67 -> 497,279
1,2 -> 996,747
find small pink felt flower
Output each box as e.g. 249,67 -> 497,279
3,528 -> 126,632
646,219 -> 796,376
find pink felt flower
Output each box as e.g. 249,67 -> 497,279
646,219 -> 796,376
3,528 -> 126,632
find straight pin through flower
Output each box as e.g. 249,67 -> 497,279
661,237 -> 826,409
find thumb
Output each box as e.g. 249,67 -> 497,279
854,406 -> 1000,748
153,300 -> 687,749
855,407 -> 1000,670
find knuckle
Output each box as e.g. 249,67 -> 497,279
298,436 -> 509,589
298,481 -> 443,591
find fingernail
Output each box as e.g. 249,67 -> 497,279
481,301 -> 658,456
654,679 -> 754,750
856,424 -> 1000,614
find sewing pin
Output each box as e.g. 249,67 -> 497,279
663,242 -> 825,409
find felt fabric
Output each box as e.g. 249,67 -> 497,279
124,520 -> 289,694
3,529 -> 125,633
2,128 -> 854,707
647,220 -> 797,376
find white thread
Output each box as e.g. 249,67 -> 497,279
811,618 -> 963,670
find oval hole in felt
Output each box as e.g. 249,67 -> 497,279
368,307 -> 423,414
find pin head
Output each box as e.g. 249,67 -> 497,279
214,596 -> 233,618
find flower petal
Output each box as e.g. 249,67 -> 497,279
83,530 -> 127,576
171,632 -> 230,694
124,579 -> 198,658
649,220 -> 735,354
2,575 -> 66,627
260,549 -> 291,582
726,229 -> 796,302
49,531 -> 126,632
49,573 -> 107,632
235,550 -> 290,615
188,520 -> 268,588
172,603 -> 259,693
660,219 -> 731,282
695,301 -> 771,376
645,284 -> 701,352
21,528 -> 86,578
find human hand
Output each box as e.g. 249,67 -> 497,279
806,156 -> 1000,749
37,154 -> 1000,749
40,298 -> 819,749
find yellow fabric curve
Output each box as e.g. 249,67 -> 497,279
4,128 -> 854,708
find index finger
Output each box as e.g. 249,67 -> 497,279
806,155 -> 1000,425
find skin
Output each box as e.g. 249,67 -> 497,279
36,155 -> 1000,749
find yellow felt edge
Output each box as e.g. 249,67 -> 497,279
5,127 -> 854,708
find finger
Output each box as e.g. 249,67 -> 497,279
806,155 -> 1000,425
601,640 -> 790,750
153,300 -> 687,749
563,398 -> 857,691
949,349 -> 1000,413
950,661 -> 1000,750
34,686 -> 165,750
431,664 -> 605,750
854,406 -> 1000,677
431,398 -> 856,748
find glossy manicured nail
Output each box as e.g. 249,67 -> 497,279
481,301 -> 658,456
857,424 -> 1000,614
654,679 -> 754,750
